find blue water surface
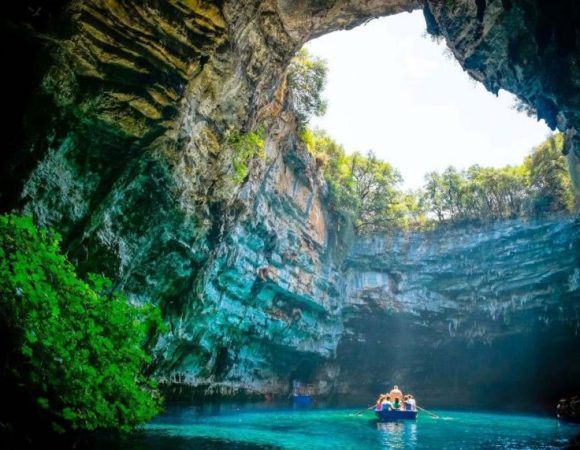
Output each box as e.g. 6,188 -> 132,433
102,403 -> 580,449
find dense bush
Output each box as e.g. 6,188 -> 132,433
0,214 -> 162,438
227,128 -> 265,184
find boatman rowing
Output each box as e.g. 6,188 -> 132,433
389,385 -> 402,400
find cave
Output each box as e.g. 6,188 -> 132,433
1,1 -> 580,446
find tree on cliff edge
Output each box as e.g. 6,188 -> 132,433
287,48 -> 327,128
525,133 -> 574,215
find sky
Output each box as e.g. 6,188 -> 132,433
305,10 -> 551,190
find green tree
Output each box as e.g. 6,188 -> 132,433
525,133 -> 573,214
440,166 -> 469,221
466,165 -> 529,220
287,48 -> 328,127
301,129 -> 406,233
348,151 -> 404,233
424,163 -> 531,224
227,128 -> 265,184
301,128 -> 357,223
419,135 -> 573,225
423,171 -> 446,222
303,130 -> 573,232
0,215 -> 162,440
399,189 -> 430,230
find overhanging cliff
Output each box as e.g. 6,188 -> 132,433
1,1 -> 580,406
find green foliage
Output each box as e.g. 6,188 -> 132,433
302,129 -> 408,233
227,128 -> 265,184
512,97 -> 538,120
304,129 -> 574,234
301,129 -> 357,224
0,215 -> 162,434
423,165 -> 529,223
347,151 -> 404,233
421,133 -> 574,224
398,190 -> 432,231
287,49 -> 328,128
524,133 -> 574,214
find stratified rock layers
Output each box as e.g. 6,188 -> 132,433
337,218 -> 580,408
1,1 -> 579,406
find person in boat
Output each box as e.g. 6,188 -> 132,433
391,397 -> 401,411
405,394 -> 417,411
403,395 -> 411,410
389,385 -> 403,401
375,394 -> 387,411
380,395 -> 393,411
409,395 -> 417,411
375,394 -> 385,411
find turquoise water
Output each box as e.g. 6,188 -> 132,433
97,404 -> 580,449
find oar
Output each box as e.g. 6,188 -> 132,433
354,405 -> 376,416
416,404 -> 439,418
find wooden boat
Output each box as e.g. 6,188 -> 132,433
374,390 -> 418,421
376,409 -> 417,421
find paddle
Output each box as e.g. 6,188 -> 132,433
416,404 -> 439,418
354,405 -> 376,416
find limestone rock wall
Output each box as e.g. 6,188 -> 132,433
1,1 -> 580,403
155,126 -> 347,395
334,218 -> 580,407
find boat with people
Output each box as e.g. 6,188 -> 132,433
557,396 -> 580,423
290,381 -> 315,406
375,385 -> 418,422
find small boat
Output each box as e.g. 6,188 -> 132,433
290,381 -> 315,406
292,394 -> 313,406
557,396 -> 580,423
376,409 -> 417,421
374,389 -> 418,421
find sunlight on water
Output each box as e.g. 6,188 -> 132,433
95,404 -> 580,449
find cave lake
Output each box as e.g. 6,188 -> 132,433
87,403 -> 580,450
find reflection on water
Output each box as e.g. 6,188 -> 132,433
377,421 -> 417,449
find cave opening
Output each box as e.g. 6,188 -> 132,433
304,10 -> 551,190
292,8 -> 580,412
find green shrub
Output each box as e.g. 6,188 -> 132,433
0,214 -> 162,435
228,129 -> 265,184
